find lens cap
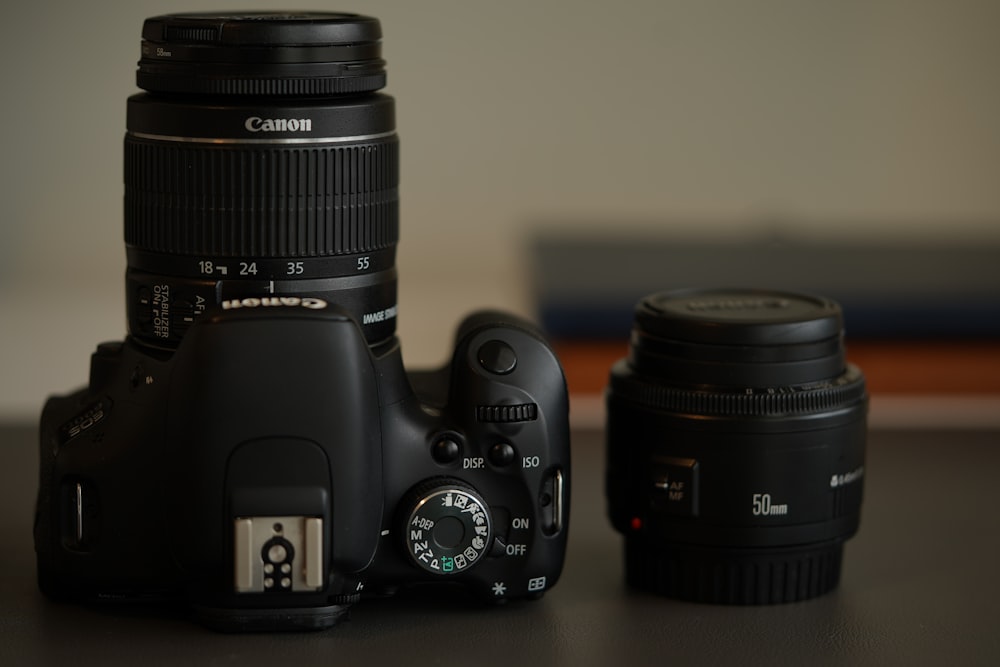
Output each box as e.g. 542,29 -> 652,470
137,12 -> 386,95
637,288 -> 843,346
628,288 -> 848,387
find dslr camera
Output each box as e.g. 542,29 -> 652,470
34,12 -> 570,631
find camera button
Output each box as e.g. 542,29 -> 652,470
477,340 -> 517,375
431,437 -> 461,464
488,442 -> 516,467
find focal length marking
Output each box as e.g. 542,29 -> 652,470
752,493 -> 788,516
127,249 -> 395,281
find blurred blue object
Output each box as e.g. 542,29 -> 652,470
531,233 -> 1000,339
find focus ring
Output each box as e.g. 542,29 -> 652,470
136,73 -> 387,97
124,137 -> 399,258
609,363 -> 866,417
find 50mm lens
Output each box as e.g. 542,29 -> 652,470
606,288 -> 867,604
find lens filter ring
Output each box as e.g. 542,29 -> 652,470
137,12 -> 386,95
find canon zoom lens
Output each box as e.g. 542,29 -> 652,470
125,12 -> 399,348
606,288 -> 867,604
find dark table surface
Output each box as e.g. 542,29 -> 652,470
2,423 -> 999,665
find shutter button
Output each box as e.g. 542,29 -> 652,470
477,340 -> 517,375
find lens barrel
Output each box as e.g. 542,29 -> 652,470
606,288 -> 867,604
124,13 -> 399,348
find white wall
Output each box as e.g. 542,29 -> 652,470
3,0 -> 1000,417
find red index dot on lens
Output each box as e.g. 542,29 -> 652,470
630,517 -> 643,531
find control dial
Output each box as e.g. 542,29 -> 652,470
403,479 -> 492,576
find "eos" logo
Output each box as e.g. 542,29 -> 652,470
244,116 -> 313,133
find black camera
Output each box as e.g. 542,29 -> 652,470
606,288 -> 866,604
34,12 -> 570,631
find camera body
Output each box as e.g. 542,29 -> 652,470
34,11 -> 570,631
36,301 -> 569,630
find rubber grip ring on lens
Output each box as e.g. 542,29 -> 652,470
625,538 -> 845,605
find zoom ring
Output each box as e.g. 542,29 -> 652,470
124,137 -> 399,258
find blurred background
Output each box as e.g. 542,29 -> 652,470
2,0 -> 999,420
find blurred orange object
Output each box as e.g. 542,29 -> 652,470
552,339 -> 1000,396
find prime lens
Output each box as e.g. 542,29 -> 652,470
124,13 -> 399,348
606,288 -> 867,604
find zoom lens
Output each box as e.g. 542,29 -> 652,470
124,12 -> 399,348
606,288 -> 867,604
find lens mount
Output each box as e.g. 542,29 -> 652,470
625,538 -> 846,605
138,12 -> 386,96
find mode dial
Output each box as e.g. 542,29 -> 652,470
402,480 -> 492,576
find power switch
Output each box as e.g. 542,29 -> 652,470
649,456 -> 699,516
539,468 -> 565,536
